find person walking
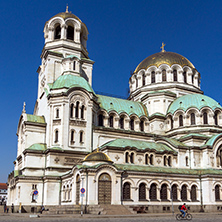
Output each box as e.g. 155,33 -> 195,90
11,204 -> 14,213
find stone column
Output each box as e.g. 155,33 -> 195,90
104,116 -> 109,127
114,117 -> 119,129
145,72 -> 150,85
125,118 -> 130,130
178,70 -> 183,83
61,24 -> 67,39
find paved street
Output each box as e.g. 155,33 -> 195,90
0,213 -> 222,222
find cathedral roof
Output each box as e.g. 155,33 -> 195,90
51,12 -> 82,23
83,150 -> 113,163
27,143 -> 46,151
167,94 -> 222,114
26,114 -> 46,124
134,51 -> 195,73
100,138 -> 177,153
97,95 -> 148,117
52,74 -> 95,94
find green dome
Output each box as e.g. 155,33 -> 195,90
52,74 -> 95,94
167,94 -> 222,114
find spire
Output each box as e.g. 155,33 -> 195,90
22,102 -> 26,113
66,4 -> 69,13
161,42 -> 166,52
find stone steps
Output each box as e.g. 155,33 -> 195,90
99,204 -> 132,215
42,205 -> 81,215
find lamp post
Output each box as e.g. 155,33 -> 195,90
168,180 -> 174,216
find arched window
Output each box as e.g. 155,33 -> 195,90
70,130 -> 75,144
130,118 -> 134,130
160,184 -> 168,200
149,183 -> 157,200
203,112 -> 208,124
76,175 -> 80,204
54,25 -> 61,39
123,182 -> 131,200
183,71 -> 187,83
75,101 -> 79,118
192,74 -> 194,84
172,184 -> 178,200
130,153 -> 134,164
164,156 -> 167,166
145,154 -> 148,165
56,109 -> 59,118
139,183 -> 146,201
70,104 -> 74,118
125,152 -> 129,163
98,114 -> 104,126
214,112 -> 219,125
79,131 -> 83,143
140,120 -> 144,132
136,77 -> 138,88
186,156 -> 189,166
142,74 -> 146,86
151,71 -> 155,83
168,156 -> 172,167
170,116 -> 173,129
150,154 -> 154,165
173,70 -> 177,81
179,115 -> 183,127
119,117 -> 124,129
191,185 -> 197,201
55,130 -> 59,143
109,115 -> 114,127
181,185 -> 187,201
215,185 -> 220,201
73,61 -> 76,70
81,105 -> 85,119
162,69 -> 166,81
191,113 -> 196,125
67,26 -> 74,40
216,146 -> 222,167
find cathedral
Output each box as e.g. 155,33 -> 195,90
7,8 -> 222,214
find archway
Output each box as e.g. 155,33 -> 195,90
98,173 -> 112,204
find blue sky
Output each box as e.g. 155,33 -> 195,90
1,0 -> 222,182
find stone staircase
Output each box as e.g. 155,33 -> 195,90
42,205 -> 81,215
99,204 -> 132,215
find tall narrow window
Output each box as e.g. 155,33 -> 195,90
125,152 -> 129,163
164,156 -> 167,166
67,26 -> 74,40
151,71 -> 155,83
145,154 -> 148,165
186,156 -> 189,166
149,183 -> 157,200
130,119 -> 134,130
203,112 -> 208,124
160,184 -> 168,200
181,185 -> 187,201
191,113 -> 195,125
123,182 -> 131,200
98,114 -> 104,126
172,184 -> 178,200
55,25 -> 61,39
75,102 -> 79,118
70,104 -> 74,118
173,70 -> 177,81
162,69 -> 166,81
142,74 -> 146,86
183,71 -> 187,83
150,154 -> 154,165
168,156 -> 172,167
214,112 -> 219,125
119,117 -> 124,129
130,153 -> 134,164
80,131 -> 83,143
139,183 -> 146,201
73,61 -> 76,70
81,105 -> 84,119
215,185 -> 220,201
136,77 -> 138,88
179,115 -> 183,127
109,116 -> 114,127
192,74 -> 194,84
56,109 -> 59,118
140,120 -> 144,132
55,130 -> 59,143
71,130 -> 74,143
170,116 -> 174,129
191,185 -> 197,201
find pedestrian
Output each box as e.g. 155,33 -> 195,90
7,207 -> 9,213
3,203 -> 6,213
11,203 -> 14,213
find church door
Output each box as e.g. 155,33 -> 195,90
98,173 -> 112,204
76,175 -> 80,204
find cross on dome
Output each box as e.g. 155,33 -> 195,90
66,4 -> 69,13
161,42 -> 166,52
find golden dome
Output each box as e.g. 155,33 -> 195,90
134,51 -> 195,73
51,12 -> 82,23
83,150 -> 113,163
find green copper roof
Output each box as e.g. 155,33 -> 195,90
26,114 -> 45,124
167,94 -> 222,114
159,137 -> 187,147
97,95 -> 148,117
204,133 -> 222,147
52,74 -> 95,94
27,143 -> 47,151
101,138 -> 176,153
180,133 -> 210,140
